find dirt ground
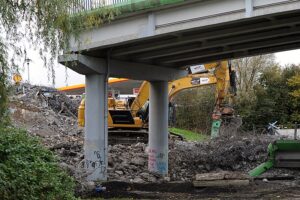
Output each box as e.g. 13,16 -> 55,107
93,180 -> 300,199
9,84 -> 300,199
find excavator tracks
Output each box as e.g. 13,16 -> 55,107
108,129 -> 184,145
108,129 -> 148,145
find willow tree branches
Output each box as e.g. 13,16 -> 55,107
0,0 -> 118,122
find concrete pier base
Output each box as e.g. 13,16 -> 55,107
148,81 -> 169,175
85,74 -> 108,181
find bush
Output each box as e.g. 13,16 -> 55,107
172,86 -> 215,134
237,64 -> 300,130
0,126 -> 77,200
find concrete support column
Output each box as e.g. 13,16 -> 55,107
148,81 -> 169,175
85,74 -> 108,181
245,0 -> 253,18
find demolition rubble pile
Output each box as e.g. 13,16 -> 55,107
9,84 -> 298,187
108,136 -> 273,183
10,84 -> 81,148
13,83 -> 80,116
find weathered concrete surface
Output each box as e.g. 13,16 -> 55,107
58,54 -> 187,80
278,129 -> 300,139
67,0 -> 300,67
148,81 -> 169,175
85,74 -> 108,181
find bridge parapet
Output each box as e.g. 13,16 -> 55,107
69,0 -> 186,15
68,0 -> 300,65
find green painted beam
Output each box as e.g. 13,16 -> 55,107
73,0 -> 186,17
111,0 -> 185,9
274,140 -> 300,151
114,0 -> 185,14
248,160 -> 274,177
249,140 -> 300,177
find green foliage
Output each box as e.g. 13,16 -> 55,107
169,127 -> 208,142
287,68 -> 300,122
0,64 -> 8,125
0,0 -> 118,121
0,126 -> 77,200
0,77 -> 8,125
71,8 -> 119,31
232,54 -> 277,120
110,0 -> 184,13
172,85 -> 215,134
0,38 -> 9,124
239,64 -> 300,129
288,74 -> 300,97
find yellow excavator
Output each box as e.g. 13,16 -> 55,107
77,60 -> 237,142
107,72 -> 218,129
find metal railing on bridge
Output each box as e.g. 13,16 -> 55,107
69,0 -> 184,15
69,0 -> 131,14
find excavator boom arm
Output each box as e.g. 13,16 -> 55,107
131,61 -> 232,115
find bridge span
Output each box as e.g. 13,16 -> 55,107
59,0 -> 300,181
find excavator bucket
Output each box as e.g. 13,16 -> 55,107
211,120 -> 221,138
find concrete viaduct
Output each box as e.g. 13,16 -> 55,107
59,0 -> 300,181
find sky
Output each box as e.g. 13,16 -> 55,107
18,49 -> 300,88
17,48 -> 85,88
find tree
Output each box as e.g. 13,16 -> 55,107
287,66 -> 300,122
172,85 -> 215,134
288,74 -> 300,98
232,54 -> 276,100
0,46 -> 9,123
0,0 -> 118,123
241,64 -> 300,129
231,55 -> 300,129
251,65 -> 284,126
231,54 -> 277,123
0,2 -> 119,199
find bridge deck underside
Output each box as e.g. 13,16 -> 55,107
81,10 -> 300,68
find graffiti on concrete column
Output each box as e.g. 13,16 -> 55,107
84,150 -> 106,176
148,148 -> 167,174
157,161 -> 167,173
148,148 -> 157,169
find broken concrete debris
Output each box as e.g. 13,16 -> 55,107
13,83 -> 80,117
193,171 -> 250,187
9,84 -> 300,192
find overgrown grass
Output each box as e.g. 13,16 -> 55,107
0,125 -> 77,200
169,127 -> 209,142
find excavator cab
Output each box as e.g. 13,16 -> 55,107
78,94 -> 144,129
136,101 -> 149,122
135,100 -> 176,126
